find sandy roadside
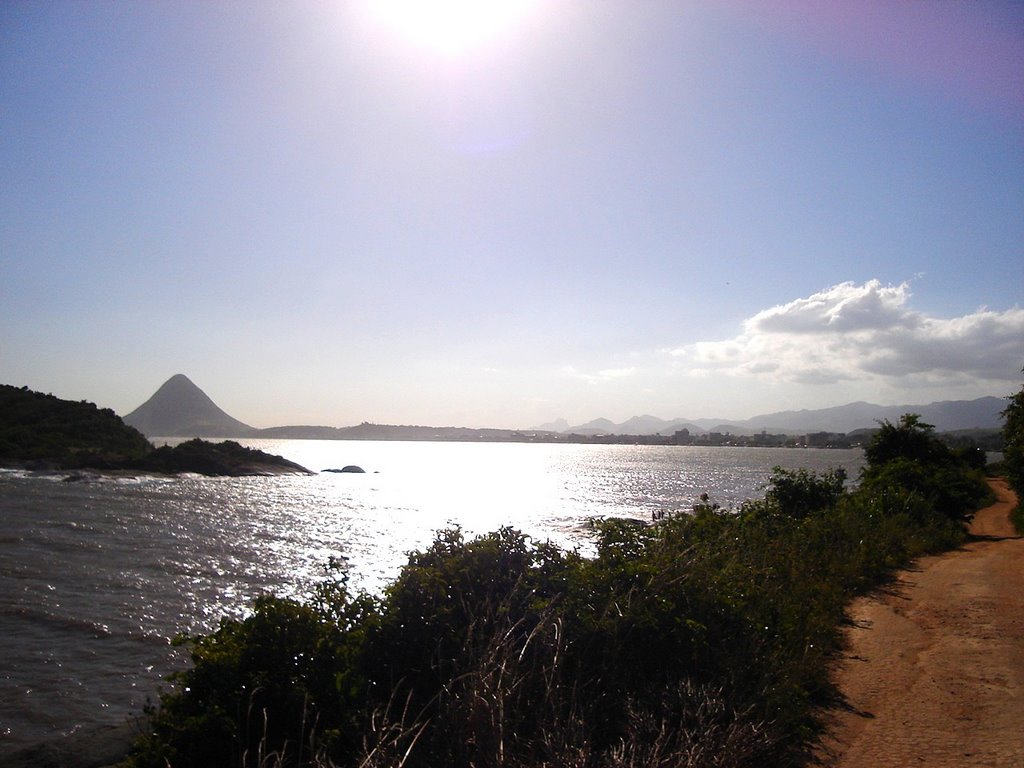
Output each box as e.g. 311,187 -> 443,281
819,478 -> 1023,767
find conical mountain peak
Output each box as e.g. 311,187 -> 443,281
123,375 -> 255,438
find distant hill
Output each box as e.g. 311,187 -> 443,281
533,418 -> 570,432
710,397 -> 1007,434
124,374 -> 256,438
570,418 -> 618,436
122,374 -> 1006,443
564,415 -> 704,436
543,396 -> 1006,436
255,422 -> 535,442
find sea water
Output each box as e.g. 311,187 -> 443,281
0,440 -> 864,756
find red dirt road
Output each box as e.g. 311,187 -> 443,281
820,478 -> 1023,767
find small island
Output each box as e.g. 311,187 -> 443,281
0,385 -> 311,476
132,438 -> 312,476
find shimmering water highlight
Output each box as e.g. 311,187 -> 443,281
0,441 -> 863,755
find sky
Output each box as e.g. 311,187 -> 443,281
2,1 -> 1022,430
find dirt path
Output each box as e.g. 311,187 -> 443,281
820,478 -> 1023,767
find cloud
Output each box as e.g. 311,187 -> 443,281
562,366 -> 637,385
670,280 -> 1024,389
598,367 -> 637,379
750,281 -> 920,334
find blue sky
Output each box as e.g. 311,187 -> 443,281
2,1 -> 1022,429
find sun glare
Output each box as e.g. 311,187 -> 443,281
365,0 -> 539,55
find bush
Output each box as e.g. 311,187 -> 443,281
130,564 -> 377,767
1002,375 -> 1024,532
748,466 -> 847,520
859,414 -> 990,525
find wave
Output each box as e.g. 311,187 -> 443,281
1,603 -> 113,638
0,604 -> 174,646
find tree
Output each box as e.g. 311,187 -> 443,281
860,413 -> 987,524
745,466 -> 847,520
863,413 -> 946,467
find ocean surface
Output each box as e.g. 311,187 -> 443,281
0,439 -> 864,756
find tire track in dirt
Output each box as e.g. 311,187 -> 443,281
820,478 -> 1023,767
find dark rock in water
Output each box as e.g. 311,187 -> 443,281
323,465 -> 366,473
134,439 -> 313,476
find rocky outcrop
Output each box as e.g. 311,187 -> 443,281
132,439 -> 312,476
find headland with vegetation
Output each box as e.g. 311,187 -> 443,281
0,384 -> 311,476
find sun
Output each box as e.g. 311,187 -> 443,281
364,0 -> 539,55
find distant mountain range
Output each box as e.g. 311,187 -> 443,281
123,374 -> 1006,441
537,397 -> 1007,436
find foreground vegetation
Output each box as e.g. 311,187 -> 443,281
126,414 -> 990,768
1000,376 -> 1024,534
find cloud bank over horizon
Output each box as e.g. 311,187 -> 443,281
669,280 -> 1021,404
525,279 -> 1019,427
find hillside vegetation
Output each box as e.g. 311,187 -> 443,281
137,438 -> 311,476
127,415 -> 990,768
0,385 -> 152,467
999,376 -> 1024,533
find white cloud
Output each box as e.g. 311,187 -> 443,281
562,365 -> 637,386
599,367 -> 637,379
749,281 -> 921,335
670,280 -> 1024,390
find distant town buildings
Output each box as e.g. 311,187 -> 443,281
671,428 -> 861,449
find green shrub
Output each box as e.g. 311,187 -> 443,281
1002,375 -> 1024,532
1011,502 -> 1024,535
859,414 -> 990,525
746,466 -> 847,520
130,565 -> 378,768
